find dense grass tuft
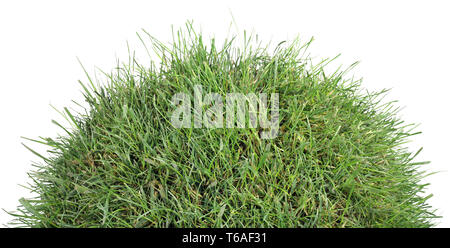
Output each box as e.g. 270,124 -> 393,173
10,23 -> 437,227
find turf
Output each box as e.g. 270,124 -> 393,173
9,23 -> 437,227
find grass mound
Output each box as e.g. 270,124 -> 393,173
11,24 -> 437,227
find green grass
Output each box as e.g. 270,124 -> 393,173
9,23 -> 437,227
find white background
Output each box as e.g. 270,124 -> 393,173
1,0 -> 449,227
